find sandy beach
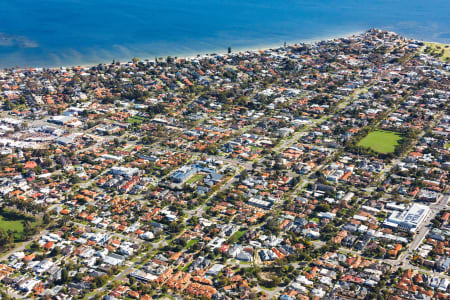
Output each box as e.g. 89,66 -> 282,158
57,30 -> 365,70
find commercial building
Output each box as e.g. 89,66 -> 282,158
110,167 -> 139,178
384,203 -> 430,233
170,165 -> 197,183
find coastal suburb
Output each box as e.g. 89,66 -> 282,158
0,29 -> 449,300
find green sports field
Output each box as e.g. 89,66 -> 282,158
358,130 -> 402,154
0,216 -> 23,233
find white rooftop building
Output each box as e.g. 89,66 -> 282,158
110,166 -> 139,177
385,203 -> 430,233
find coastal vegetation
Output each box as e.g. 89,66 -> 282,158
423,42 -> 450,62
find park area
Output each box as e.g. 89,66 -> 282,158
422,42 -> 450,62
357,130 -> 402,154
0,208 -> 36,240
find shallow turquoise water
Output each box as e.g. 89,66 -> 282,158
0,0 -> 449,67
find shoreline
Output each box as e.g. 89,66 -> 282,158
9,30 -> 365,71
14,29 -> 450,71
71,30 -> 365,69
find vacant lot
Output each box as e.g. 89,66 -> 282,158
358,130 -> 402,153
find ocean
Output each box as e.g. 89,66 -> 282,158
0,0 -> 449,68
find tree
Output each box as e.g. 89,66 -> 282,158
0,290 -> 11,300
316,203 -> 331,212
42,158 -> 53,168
93,294 -> 102,300
189,216 -> 198,225
50,246 -> 62,257
240,170 -> 248,181
23,220 -> 33,238
70,174 -> 81,184
3,99 -> 13,110
30,240 -> 40,250
265,218 -> 280,235
61,268 -> 69,283
168,221 -> 183,233
34,165 -> 42,175
43,213 -> 51,225
0,228 -> 11,248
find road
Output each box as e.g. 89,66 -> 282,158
88,252 -> 145,299
0,229 -> 49,262
397,195 -> 449,265
342,194 -> 450,279
0,229 -> 49,299
1,50 -> 441,299
70,221 -> 142,244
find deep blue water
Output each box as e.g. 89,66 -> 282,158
0,0 -> 449,68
